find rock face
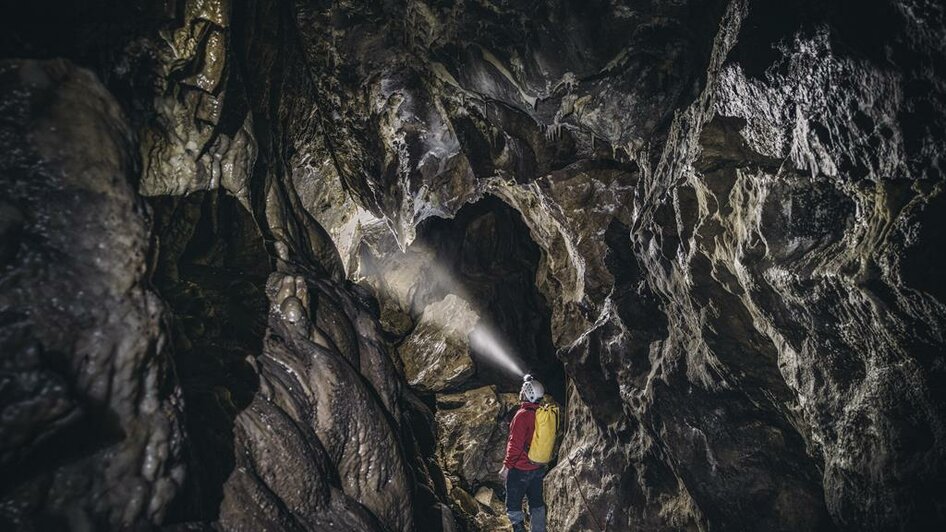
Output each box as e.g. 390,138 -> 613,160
436,386 -> 519,487
435,386 -> 520,531
2,0 -> 946,531
137,0 -> 257,200
0,60 -> 186,529
218,272 -> 415,531
399,295 -> 479,393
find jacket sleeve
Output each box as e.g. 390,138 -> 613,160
503,410 -> 529,468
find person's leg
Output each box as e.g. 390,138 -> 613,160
526,468 -> 547,532
530,505 -> 546,532
505,468 -> 527,532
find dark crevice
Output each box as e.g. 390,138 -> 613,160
150,191 -> 268,523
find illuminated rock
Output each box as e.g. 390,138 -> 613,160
398,295 -> 479,393
3,0 -> 946,530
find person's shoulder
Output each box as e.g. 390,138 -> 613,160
514,404 -> 537,418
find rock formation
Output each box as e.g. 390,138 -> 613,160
1,0 -> 944,531
0,59 -> 186,529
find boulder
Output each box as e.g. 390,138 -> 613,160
0,59 -> 186,529
398,295 -> 479,393
435,386 -> 520,486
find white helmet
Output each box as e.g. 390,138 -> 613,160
521,374 -> 544,403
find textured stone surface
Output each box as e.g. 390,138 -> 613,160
282,0 -> 946,529
138,0 -> 257,199
2,0 -> 945,530
0,60 -> 186,529
356,195 -> 562,394
399,295 -> 479,393
219,272 -> 415,531
435,386 -> 519,486
435,387 -> 519,531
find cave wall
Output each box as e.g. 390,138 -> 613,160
2,0 -> 945,531
271,0 -> 946,529
0,60 -> 187,529
2,1 -> 458,530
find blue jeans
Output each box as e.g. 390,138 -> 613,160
505,467 -> 546,532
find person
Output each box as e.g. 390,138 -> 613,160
499,375 -> 546,532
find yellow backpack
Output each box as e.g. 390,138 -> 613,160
527,399 -> 561,464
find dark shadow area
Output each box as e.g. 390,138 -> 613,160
0,314 -> 126,531
728,0 -> 911,81
149,191 -> 269,523
409,196 -> 565,403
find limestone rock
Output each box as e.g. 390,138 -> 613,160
399,295 -> 479,393
3,0 -> 946,530
474,486 -> 494,507
218,272 -> 416,531
138,0 -> 257,201
0,59 -> 186,529
435,386 -> 520,487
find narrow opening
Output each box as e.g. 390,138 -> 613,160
149,191 -> 267,522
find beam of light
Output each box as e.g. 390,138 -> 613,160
469,323 -> 527,378
355,240 -> 528,380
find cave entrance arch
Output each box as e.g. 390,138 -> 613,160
404,195 -> 564,400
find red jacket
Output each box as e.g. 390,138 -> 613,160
503,402 -> 541,471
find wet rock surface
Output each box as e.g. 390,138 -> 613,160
219,271 -> 415,531
2,0 -> 946,531
435,386 -> 519,487
0,60 -> 186,529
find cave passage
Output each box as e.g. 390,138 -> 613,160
3,0 -> 945,529
401,195 -> 565,401
149,191 -> 269,522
